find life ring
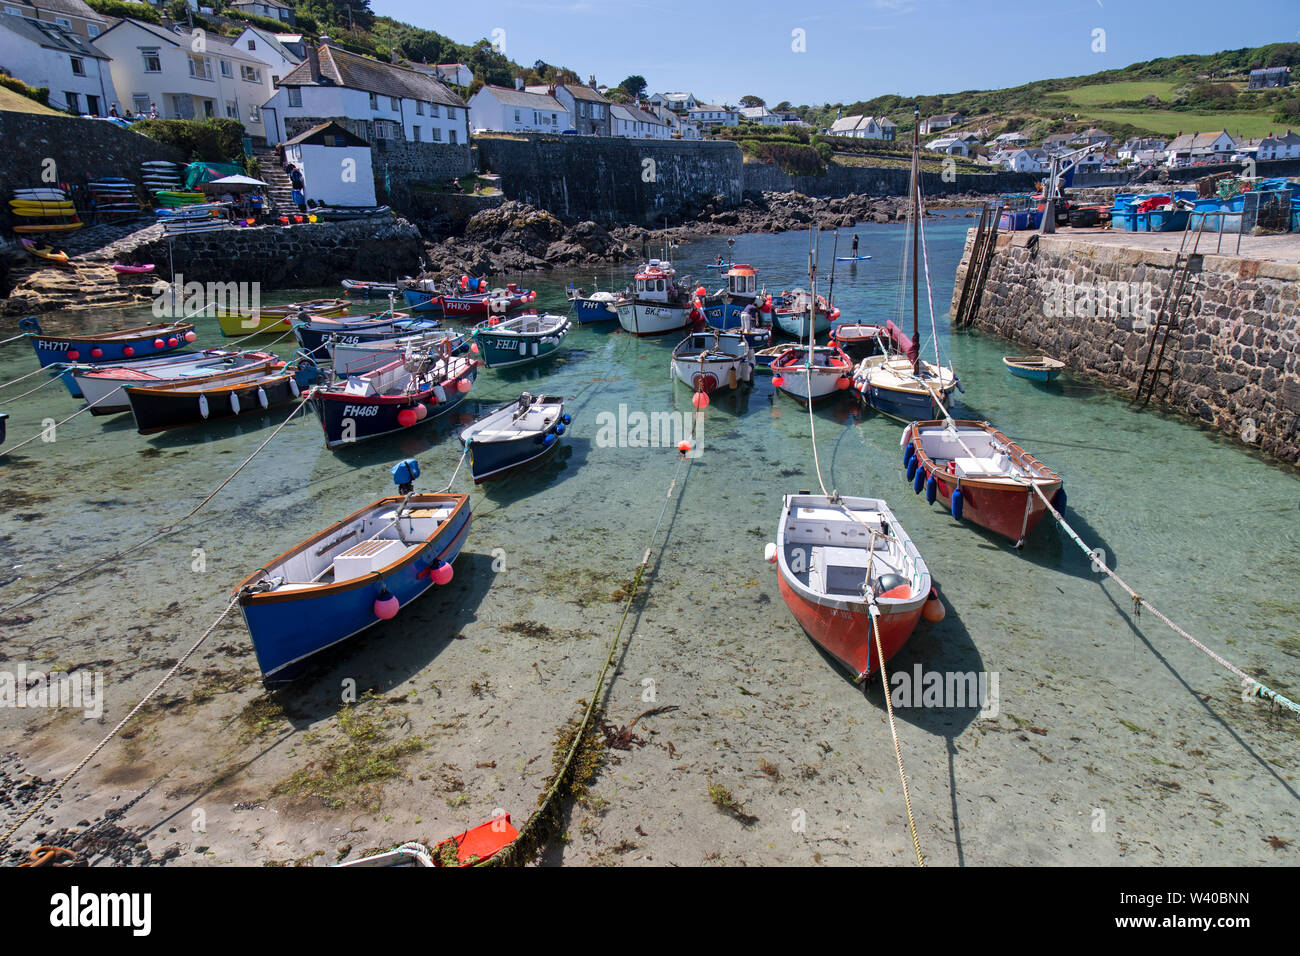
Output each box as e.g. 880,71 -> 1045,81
438,338 -> 453,360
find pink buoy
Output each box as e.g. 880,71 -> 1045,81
677,440 -> 692,454
469,343 -> 480,354
456,378 -> 472,393
414,403 -> 428,421
373,590 -> 400,619
66,349 -> 80,361
184,331 -> 197,342
431,561 -> 453,585
692,391 -> 709,410
397,408 -> 418,427
123,346 -> 134,356
154,338 -> 166,349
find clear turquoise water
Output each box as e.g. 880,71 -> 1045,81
2,210 -> 1296,864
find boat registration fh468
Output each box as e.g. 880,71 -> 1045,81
342,405 -> 381,417
49,886 -> 151,936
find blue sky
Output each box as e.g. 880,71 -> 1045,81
374,0 -> 1295,106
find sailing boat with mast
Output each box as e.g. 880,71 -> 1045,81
853,107 -> 959,422
770,225 -> 853,404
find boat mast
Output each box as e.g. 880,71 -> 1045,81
910,105 -> 920,376
808,225 -> 817,358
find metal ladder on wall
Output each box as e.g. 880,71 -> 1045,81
952,201 -> 1001,330
1132,217 -> 1207,408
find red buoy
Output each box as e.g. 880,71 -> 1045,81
397,408 -> 417,427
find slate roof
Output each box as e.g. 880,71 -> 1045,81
278,44 -> 464,108
0,14 -> 107,58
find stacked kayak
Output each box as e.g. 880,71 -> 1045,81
10,187 -> 82,234
88,177 -> 141,220
141,160 -> 183,198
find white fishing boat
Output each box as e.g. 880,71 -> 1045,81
773,288 -> 836,338
770,345 -> 854,403
615,259 -> 696,336
328,330 -> 465,377
71,350 -> 275,415
670,331 -> 755,393
460,393 -> 571,483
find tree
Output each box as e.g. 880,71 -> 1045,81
739,95 -> 765,108
618,75 -> 647,99
774,101 -> 792,112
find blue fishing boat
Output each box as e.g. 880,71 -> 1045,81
19,317 -> 197,396
293,312 -> 437,358
233,459 -> 471,682
1002,355 -> 1064,383
566,284 -> 621,324
702,264 -> 767,328
311,346 -> 480,449
460,393 -> 570,483
401,279 -> 450,315
471,313 -> 570,369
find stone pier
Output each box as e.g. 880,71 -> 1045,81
953,229 -> 1300,465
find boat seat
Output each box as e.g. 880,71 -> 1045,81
821,546 -> 871,597
954,456 -> 1003,477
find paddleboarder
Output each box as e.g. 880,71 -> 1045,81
851,234 -> 859,258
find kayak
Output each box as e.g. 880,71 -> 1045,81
836,255 -> 872,261
13,222 -> 82,233
113,263 -> 155,274
20,238 -> 70,263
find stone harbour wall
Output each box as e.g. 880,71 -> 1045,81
740,161 -> 1038,199
129,216 -> 426,287
371,141 -> 474,206
475,133 -> 743,225
954,231 -> 1300,464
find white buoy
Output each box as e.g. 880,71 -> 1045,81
764,542 -> 778,564
198,393 -> 209,419
230,392 -> 241,414
290,378 -> 300,398
257,386 -> 268,409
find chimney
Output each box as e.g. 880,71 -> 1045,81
514,76 -> 524,90
306,43 -> 322,83
588,74 -> 596,89
319,34 -> 334,47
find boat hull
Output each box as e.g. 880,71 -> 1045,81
312,368 -> 478,449
72,350 -> 257,415
25,322 -> 194,370
468,429 -> 561,482
778,572 -> 923,679
403,289 -> 445,314
237,498 -> 471,681
294,317 -> 434,358
126,372 -> 299,435
774,311 -> 831,338
616,300 -> 689,336
862,380 -> 951,421
217,301 -> 349,337
473,320 -> 570,369
572,297 -> 619,324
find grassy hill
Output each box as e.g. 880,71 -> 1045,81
792,42 -> 1300,144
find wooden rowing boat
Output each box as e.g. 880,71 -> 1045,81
1002,355 -> 1065,383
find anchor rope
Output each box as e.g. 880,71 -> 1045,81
485,440 -> 694,865
1032,483 -> 1300,717
0,593 -> 243,850
1,390 -> 316,614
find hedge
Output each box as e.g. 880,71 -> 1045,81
84,0 -> 161,24
130,118 -> 246,162
0,71 -> 50,107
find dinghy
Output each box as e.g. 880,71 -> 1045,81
234,460 -> 470,682
124,365 -> 300,435
311,346 -> 480,449
471,312 -> 570,368
1002,355 -> 1065,383
341,278 -> 400,296
217,298 -> 350,337
830,322 -> 888,362
770,492 -> 933,680
71,350 -> 272,415
671,331 -> 755,394
112,263 -> 155,274
901,420 -> 1063,546
20,317 -> 196,369
770,345 -> 854,404
460,393 -> 570,483
754,344 -> 787,372
854,353 -> 959,422
19,238 -> 70,264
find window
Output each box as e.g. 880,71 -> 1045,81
551,113 -> 557,125
249,104 -> 260,122
429,103 -> 439,117
203,99 -> 214,117
446,106 -> 456,120
431,127 -> 441,141
449,129 -> 457,144
412,125 -> 420,141
54,16 -> 70,27
390,96 -> 399,110
188,55 -> 212,80
240,64 -> 261,82
132,94 -> 149,114
142,49 -> 161,73
513,109 -> 519,123
287,87 -> 301,107
70,56 -> 84,76
369,92 -> 378,110
64,91 -> 79,112
87,23 -> 98,37
247,39 -> 255,49
415,100 -> 423,115
220,59 -> 232,77
225,100 -> 239,119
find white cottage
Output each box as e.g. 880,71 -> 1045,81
231,26 -> 300,86
0,14 -> 111,114
263,41 -> 468,146
611,103 -> 669,139
93,18 -> 275,137
467,84 -> 570,133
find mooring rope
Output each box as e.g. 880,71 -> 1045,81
0,594 -> 243,850
2,388 -> 118,454
869,600 -> 926,866
1032,483 -> 1299,716
0,364 -> 51,393
0,390 -> 316,614
485,441 -> 694,865
0,330 -> 30,347
0,368 -> 64,404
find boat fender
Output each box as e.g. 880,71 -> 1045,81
374,588 -> 400,620
951,488 -> 963,521
290,378 -> 301,398
542,433 -> 556,447
903,440 -> 914,463
561,413 -> 572,425
922,588 -> 946,622
553,423 -> 565,436
925,474 -> 937,505
913,465 -> 925,494
198,393 -> 209,419
728,368 -> 738,390
1050,487 -> 1067,512
230,392 -> 241,415
764,542 -> 777,564
906,457 -> 918,482
257,387 -> 268,409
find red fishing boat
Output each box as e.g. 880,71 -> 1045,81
770,492 -> 940,680
901,419 -> 1064,547
442,281 -> 535,319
